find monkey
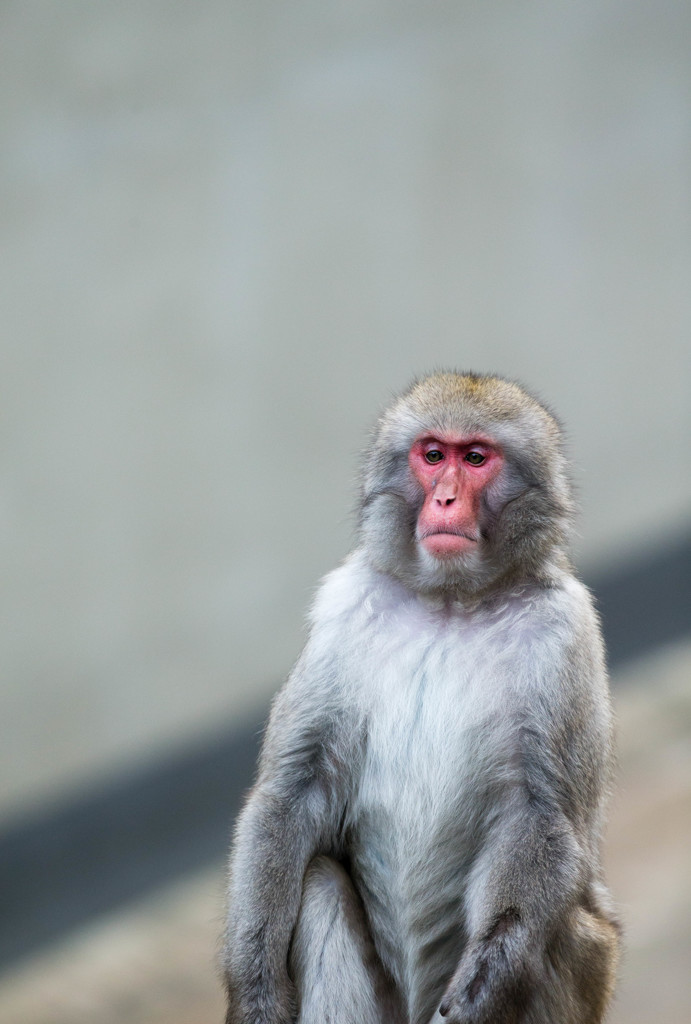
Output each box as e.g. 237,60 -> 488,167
222,372 -> 619,1024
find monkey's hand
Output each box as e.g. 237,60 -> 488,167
438,913 -> 543,1024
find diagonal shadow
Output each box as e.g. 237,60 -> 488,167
0,532 -> 689,972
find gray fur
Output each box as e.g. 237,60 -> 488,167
223,373 -> 618,1024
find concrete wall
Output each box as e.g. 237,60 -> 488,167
2,1 -> 690,818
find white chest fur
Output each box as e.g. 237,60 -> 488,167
356,598 -> 507,822
311,551 -> 570,840
310,551 -> 583,852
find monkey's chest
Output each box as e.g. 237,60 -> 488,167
350,654 -> 505,1016
355,631 -> 506,827
355,665 -> 492,864
340,604 -> 527,1018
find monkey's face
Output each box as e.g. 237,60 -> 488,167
358,426 -> 514,598
409,434 -> 504,561
359,373 -> 573,598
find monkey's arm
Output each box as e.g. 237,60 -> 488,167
439,799 -> 585,1023
223,660 -> 348,1024
440,642 -> 614,1024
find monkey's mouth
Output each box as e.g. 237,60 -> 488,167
418,528 -> 478,558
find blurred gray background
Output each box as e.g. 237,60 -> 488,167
1,2 -> 689,1023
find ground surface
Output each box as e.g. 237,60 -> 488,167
0,640 -> 689,1024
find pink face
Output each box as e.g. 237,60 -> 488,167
408,434 -> 504,559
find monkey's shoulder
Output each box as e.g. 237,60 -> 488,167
308,550 -> 380,626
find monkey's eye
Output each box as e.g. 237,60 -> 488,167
424,450 -> 444,464
465,451 -> 486,466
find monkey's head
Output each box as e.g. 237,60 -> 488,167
359,372 -> 574,598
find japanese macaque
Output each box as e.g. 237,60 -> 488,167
222,372 -> 619,1024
